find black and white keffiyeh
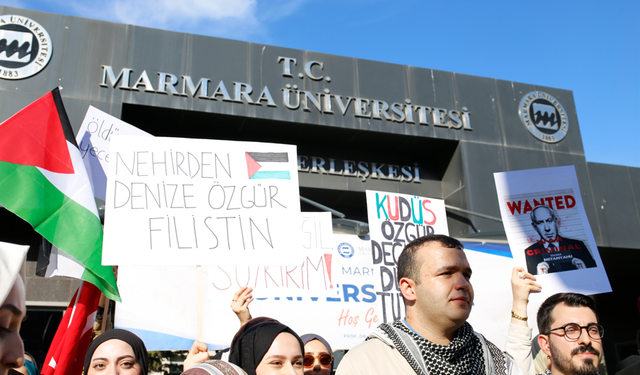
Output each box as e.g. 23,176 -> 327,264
377,320 -> 498,375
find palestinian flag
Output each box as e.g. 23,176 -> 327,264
245,151 -> 291,179
0,88 -> 120,301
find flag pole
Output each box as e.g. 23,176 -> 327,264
197,265 -> 203,342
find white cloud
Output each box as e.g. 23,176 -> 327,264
56,0 -> 308,42
111,0 -> 257,27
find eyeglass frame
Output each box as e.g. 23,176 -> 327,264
544,322 -> 604,341
303,354 -> 333,368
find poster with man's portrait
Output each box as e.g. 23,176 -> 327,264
494,166 -> 611,299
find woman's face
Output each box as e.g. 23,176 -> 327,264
87,339 -> 142,375
255,332 -> 303,375
303,340 -> 331,375
0,278 -> 26,375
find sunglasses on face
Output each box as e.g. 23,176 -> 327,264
303,354 -> 333,368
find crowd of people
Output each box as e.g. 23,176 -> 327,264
1,234 -> 635,375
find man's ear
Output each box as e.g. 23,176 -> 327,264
399,277 -> 417,302
538,334 -> 552,357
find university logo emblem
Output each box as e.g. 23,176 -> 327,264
0,15 -> 52,80
337,242 -> 355,258
519,91 -> 568,143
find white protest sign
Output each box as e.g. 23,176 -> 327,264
494,165 -> 611,299
207,212 -> 335,298
103,135 -> 301,266
460,241 -> 544,350
365,190 -> 448,324
115,234 -> 379,351
76,106 -> 151,201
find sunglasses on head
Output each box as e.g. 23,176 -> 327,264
303,354 -> 333,368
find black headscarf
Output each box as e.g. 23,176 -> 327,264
83,329 -> 149,375
228,321 -> 304,375
300,333 -> 334,372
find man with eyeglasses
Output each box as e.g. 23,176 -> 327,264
337,235 -> 522,375
536,293 -> 603,375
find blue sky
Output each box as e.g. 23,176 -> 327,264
7,0 -> 639,168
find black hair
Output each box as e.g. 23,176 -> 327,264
397,234 -> 464,284
537,293 -> 598,334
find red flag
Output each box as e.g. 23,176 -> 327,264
42,281 -> 101,375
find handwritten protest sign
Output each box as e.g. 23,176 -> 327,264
103,135 -> 302,266
365,190 -> 448,323
494,166 -> 611,299
207,212 -> 335,298
76,106 -> 151,201
115,233 -> 378,350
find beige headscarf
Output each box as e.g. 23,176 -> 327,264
0,241 -> 29,303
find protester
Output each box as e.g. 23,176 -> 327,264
506,266 -> 608,375
506,266 -> 542,374
300,334 -> 333,375
185,317 -> 280,370
537,293 -> 604,375
0,242 -> 28,375
336,234 -> 521,375
615,328 -> 640,373
186,284 -> 336,375
231,286 -> 254,327
228,320 -> 304,375
83,329 -> 149,375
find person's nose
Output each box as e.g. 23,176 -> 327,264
576,327 -> 594,346
1,332 -> 25,370
455,273 -> 471,291
543,221 -> 551,232
282,363 -> 300,375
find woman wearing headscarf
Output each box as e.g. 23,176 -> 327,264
83,329 -> 149,375
229,320 -> 304,375
300,334 -> 333,375
0,241 -> 28,375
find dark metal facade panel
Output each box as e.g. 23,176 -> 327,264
503,147 -> 550,171
629,167 -> 640,222
60,16 -> 131,101
458,141 -> 507,233
493,79 -> 540,150
352,58 -> 410,134
122,26 -> 189,110
0,91 -> 47,123
452,73 -> 501,145
587,163 -> 640,249
429,69 -> 460,141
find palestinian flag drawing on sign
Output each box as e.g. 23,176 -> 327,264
0,88 -> 120,301
245,151 -> 291,179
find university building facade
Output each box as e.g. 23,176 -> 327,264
1,7 -> 639,373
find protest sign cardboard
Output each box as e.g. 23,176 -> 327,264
115,233 -> 378,350
461,241 -> 545,349
365,190 -> 448,324
76,106 -> 151,201
115,231 -> 528,351
103,135 -> 301,266
207,212 -> 335,298
494,166 -> 611,299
